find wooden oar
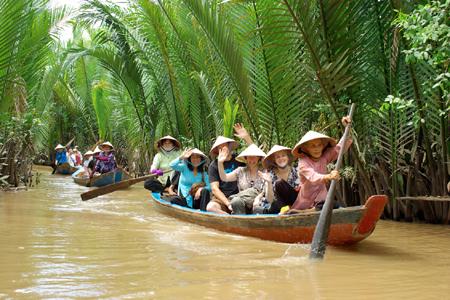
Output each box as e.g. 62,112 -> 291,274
80,169 -> 172,201
65,137 -> 75,149
309,103 -> 356,260
81,174 -> 154,201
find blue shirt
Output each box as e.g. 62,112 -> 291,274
169,158 -> 210,208
55,151 -> 68,165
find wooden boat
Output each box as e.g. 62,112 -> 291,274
149,193 -> 388,245
55,162 -> 78,175
73,168 -> 130,187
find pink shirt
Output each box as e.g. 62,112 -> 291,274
291,136 -> 351,210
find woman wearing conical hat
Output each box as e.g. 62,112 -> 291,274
206,124 -> 253,214
168,148 -> 211,210
87,146 -> 102,178
72,150 -> 95,179
54,144 -> 68,166
94,141 -> 117,174
217,144 -> 272,214
82,150 -> 94,168
290,116 -> 352,211
144,135 -> 181,195
254,145 -> 300,214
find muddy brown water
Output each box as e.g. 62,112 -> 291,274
0,166 -> 449,299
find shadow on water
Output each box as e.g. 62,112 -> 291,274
333,240 -> 423,260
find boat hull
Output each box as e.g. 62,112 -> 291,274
149,194 -> 387,245
73,168 -> 130,187
55,163 -> 78,175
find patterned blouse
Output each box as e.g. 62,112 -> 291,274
255,164 -> 300,211
268,164 -> 300,192
234,167 -> 265,192
95,151 -> 117,174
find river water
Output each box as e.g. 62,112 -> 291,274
0,166 -> 449,299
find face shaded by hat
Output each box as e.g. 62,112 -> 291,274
185,148 -> 207,160
100,141 -> 114,149
209,136 -> 239,157
156,135 -> 181,150
236,144 -> 266,163
185,148 -> 209,168
262,145 -> 293,169
292,131 -> 336,158
100,141 -> 114,153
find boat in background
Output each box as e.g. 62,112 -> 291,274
73,168 -> 130,187
55,162 -> 78,175
149,193 -> 387,245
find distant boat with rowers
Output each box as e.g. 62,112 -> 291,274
73,168 -> 130,187
149,193 -> 388,245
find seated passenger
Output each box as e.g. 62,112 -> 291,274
83,150 -> 94,168
94,141 -> 117,174
144,136 -> 181,195
72,150 -> 94,178
54,144 -> 68,165
206,124 -> 253,214
73,146 -> 82,166
87,147 -> 101,177
290,116 -> 352,211
217,144 -> 272,214
68,148 -> 76,167
168,148 -> 211,210
254,145 -> 300,214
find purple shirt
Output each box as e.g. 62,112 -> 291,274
95,152 -> 117,174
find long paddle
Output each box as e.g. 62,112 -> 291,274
309,103 -> 356,260
80,169 -> 171,201
65,137 -> 75,149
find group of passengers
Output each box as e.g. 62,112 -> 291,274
54,141 -> 117,178
145,114 -> 352,215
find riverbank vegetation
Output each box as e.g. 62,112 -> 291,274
0,0 -> 448,223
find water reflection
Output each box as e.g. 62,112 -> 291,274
0,166 -> 449,299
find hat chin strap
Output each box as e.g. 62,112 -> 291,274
161,146 -> 175,152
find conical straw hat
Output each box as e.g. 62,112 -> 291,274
186,148 -> 208,160
236,144 -> 266,163
262,145 -> 293,169
156,135 -> 181,149
209,136 -> 239,157
100,141 -> 114,149
84,150 -> 94,157
292,131 -> 336,158
93,146 -> 102,154
55,144 -> 65,150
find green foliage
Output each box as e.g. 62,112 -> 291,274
376,96 -> 417,192
0,111 -> 40,187
395,0 -> 450,99
1,0 -> 448,220
92,80 -> 111,140
223,98 -> 238,138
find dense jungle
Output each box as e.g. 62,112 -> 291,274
0,0 -> 448,223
